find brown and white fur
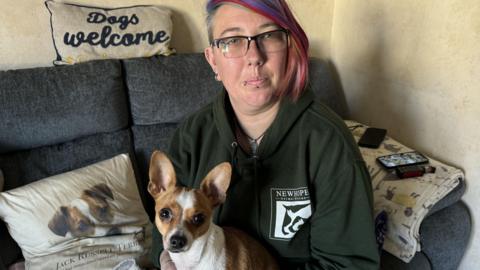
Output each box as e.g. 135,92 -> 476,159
48,184 -> 140,238
148,151 -> 278,270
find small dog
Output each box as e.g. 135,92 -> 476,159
49,184 -> 130,237
148,151 -> 278,270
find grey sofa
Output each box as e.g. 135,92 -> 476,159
0,53 -> 471,270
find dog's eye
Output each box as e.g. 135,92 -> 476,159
160,208 -> 171,220
192,213 -> 205,226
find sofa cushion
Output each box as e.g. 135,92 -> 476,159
308,58 -> 348,118
0,154 -> 152,270
45,1 -> 174,65
0,60 -> 128,154
123,53 -> 221,125
0,170 -> 16,268
420,201 -> 471,270
0,130 -> 133,191
0,129 -> 135,265
0,221 -> 20,267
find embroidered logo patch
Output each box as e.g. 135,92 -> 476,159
270,187 -> 311,240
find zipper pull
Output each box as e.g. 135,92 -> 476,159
230,141 -> 238,167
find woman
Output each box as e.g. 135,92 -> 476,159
152,0 -> 380,269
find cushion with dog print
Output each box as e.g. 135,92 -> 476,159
0,154 -> 152,270
45,1 -> 175,65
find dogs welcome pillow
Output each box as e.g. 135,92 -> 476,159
45,1 -> 175,65
0,154 -> 152,270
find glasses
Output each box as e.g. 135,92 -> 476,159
211,29 -> 289,58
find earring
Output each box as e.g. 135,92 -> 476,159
214,72 -> 220,81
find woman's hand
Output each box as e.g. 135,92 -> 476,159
160,250 -> 177,270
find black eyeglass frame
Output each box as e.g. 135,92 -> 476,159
210,28 -> 289,57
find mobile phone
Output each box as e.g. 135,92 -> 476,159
376,151 -> 429,169
358,128 -> 387,148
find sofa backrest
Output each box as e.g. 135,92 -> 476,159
0,60 -> 129,154
123,53 -> 222,125
0,53 -> 346,267
0,53 -> 347,157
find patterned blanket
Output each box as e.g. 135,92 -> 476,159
345,120 -> 463,262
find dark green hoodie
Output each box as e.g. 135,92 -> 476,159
151,89 -> 380,269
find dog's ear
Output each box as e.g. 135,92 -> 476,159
200,162 -> 232,207
85,184 -> 114,200
48,206 -> 70,237
148,150 -> 177,198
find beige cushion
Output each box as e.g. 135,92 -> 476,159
0,154 -> 152,269
45,1 -> 174,65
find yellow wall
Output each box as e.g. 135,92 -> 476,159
0,0 -> 333,70
1,0 -> 479,268
331,1 -> 480,268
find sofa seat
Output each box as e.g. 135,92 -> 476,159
0,53 -> 471,270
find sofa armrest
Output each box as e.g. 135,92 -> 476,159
380,200 -> 471,270
426,177 -> 466,217
381,250 -> 432,270
420,201 -> 471,270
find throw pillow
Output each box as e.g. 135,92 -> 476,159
45,1 -> 175,65
0,154 -> 152,270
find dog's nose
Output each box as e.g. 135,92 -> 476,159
169,235 -> 187,250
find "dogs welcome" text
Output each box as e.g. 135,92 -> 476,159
63,12 -> 170,48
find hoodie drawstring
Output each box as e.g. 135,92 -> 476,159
231,141 -> 238,168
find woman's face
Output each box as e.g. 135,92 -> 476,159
205,4 -> 288,114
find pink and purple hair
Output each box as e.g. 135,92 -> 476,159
206,0 -> 310,101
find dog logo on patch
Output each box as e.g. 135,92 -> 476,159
270,187 -> 311,240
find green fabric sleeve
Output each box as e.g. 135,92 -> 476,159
150,226 -> 163,268
304,161 -> 380,269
